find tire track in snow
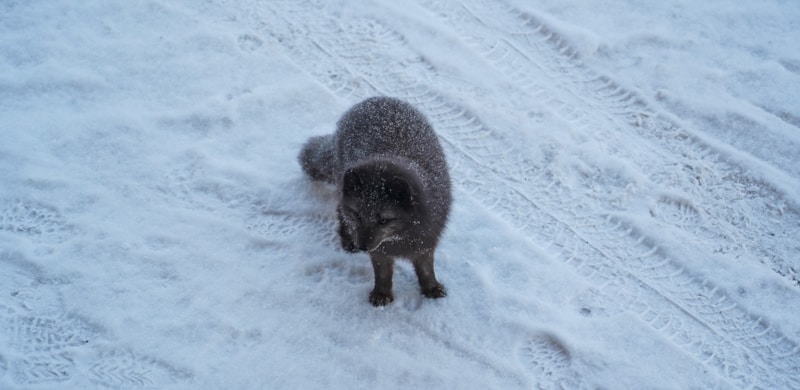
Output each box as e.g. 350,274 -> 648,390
242,0 -> 380,102
227,0 -> 799,387
518,333 -> 585,390
414,2 -> 800,385
417,1 -> 800,383
0,250 -> 191,387
420,0 -> 800,287
87,348 -> 192,389
459,160 -> 794,388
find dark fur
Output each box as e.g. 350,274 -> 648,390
299,97 -> 452,306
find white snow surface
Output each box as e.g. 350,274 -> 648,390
1,0 -> 799,388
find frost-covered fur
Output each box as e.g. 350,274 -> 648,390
299,97 -> 452,306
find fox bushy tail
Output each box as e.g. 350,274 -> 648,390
299,134 -> 336,183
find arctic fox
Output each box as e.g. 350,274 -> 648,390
299,97 -> 452,306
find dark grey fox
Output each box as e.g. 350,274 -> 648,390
299,97 -> 452,306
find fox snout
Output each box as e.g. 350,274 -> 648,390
338,219 -> 370,253
340,235 -> 373,253
344,230 -> 382,253
338,217 -> 396,253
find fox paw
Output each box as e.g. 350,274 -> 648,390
422,284 -> 447,299
369,290 -> 394,307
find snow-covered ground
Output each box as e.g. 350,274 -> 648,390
2,0 -> 799,388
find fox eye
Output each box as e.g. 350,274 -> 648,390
377,217 -> 389,225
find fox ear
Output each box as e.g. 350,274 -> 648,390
385,175 -> 416,209
343,167 -> 363,195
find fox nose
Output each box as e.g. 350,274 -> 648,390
358,245 -> 368,252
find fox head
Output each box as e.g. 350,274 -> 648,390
338,159 -> 428,253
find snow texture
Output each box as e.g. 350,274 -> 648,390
1,0 -> 798,388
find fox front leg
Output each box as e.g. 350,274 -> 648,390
369,252 -> 395,306
412,252 -> 446,299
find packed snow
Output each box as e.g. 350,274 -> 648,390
1,0 -> 798,388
